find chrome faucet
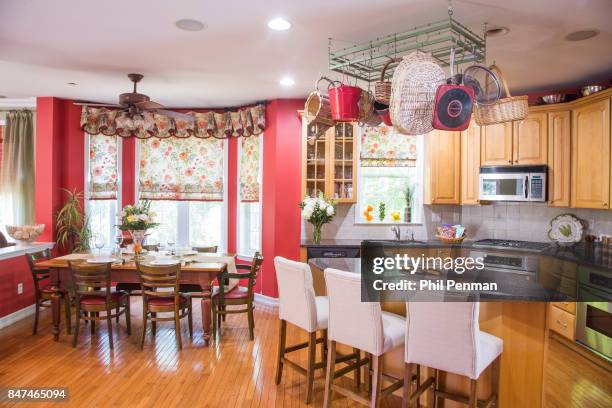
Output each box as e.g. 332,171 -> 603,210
391,225 -> 401,241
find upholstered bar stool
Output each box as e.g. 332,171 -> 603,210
274,257 -> 362,404
403,302 -> 503,408
323,268 -> 406,408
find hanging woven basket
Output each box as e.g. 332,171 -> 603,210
474,65 -> 528,126
390,51 -> 445,135
374,58 -> 401,106
305,77 -> 335,127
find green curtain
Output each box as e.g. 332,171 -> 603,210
0,110 -> 35,226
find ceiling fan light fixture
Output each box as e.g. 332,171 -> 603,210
268,18 -> 291,31
485,27 -> 510,37
175,19 -> 207,32
67,82 -> 78,86
565,29 -> 599,42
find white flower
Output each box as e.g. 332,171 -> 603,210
303,208 -> 313,219
326,206 -> 334,216
138,214 -> 149,222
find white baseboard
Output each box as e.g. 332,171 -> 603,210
0,304 -> 35,330
254,292 -> 278,308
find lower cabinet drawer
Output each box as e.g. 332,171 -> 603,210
550,305 -> 576,341
552,301 -> 576,315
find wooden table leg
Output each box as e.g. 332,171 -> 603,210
201,296 -> 211,346
51,292 -> 61,341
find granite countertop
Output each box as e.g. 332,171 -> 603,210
0,242 -> 55,261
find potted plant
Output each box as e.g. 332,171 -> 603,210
404,184 -> 415,223
56,189 -> 92,253
299,194 -> 336,244
118,201 -> 159,254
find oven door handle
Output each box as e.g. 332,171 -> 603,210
524,175 -> 529,199
579,284 -> 612,313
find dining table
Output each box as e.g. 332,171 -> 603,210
35,251 -> 230,346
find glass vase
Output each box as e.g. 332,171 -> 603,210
312,224 -> 322,244
129,230 -> 147,258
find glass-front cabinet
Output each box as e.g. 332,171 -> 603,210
301,115 -> 357,203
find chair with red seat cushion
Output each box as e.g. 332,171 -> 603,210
212,252 -> 263,341
26,249 -> 71,336
137,262 -> 193,350
69,261 -> 131,349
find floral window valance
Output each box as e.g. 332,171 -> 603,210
80,104 -> 265,139
88,134 -> 118,199
360,125 -> 417,167
139,137 -> 224,201
239,135 -> 261,202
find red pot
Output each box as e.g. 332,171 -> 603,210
329,84 -> 361,122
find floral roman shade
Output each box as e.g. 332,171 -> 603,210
80,105 -> 265,140
239,136 -> 261,202
88,134 -> 118,199
139,137 -> 224,201
360,125 -> 417,167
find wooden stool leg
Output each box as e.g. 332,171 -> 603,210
365,353 -> 372,394
416,364 -> 421,408
492,356 -> 500,407
32,301 -> 40,335
247,305 -> 255,341
151,312 -> 157,337
116,307 -> 120,323
468,379 -> 478,408
353,347 -> 361,390
322,329 -> 328,363
106,310 -> 114,350
402,362 -> 413,408
275,319 -> 286,385
140,305 -> 147,350
187,305 -> 194,339
323,340 -> 337,408
305,331 -> 317,404
64,295 -> 71,335
433,369 -> 440,408
371,355 -> 383,408
90,312 -> 96,335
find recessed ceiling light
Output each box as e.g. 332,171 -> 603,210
67,82 -> 77,86
485,27 -> 510,37
565,29 -> 599,42
268,18 -> 291,31
175,19 -> 207,32
280,76 -> 295,86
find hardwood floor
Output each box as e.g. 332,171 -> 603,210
0,299 -> 401,408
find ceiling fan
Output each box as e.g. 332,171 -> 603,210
74,73 -> 194,123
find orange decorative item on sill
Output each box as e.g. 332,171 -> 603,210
363,204 -> 374,222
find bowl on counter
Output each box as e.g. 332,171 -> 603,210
581,85 -> 604,96
541,94 -> 566,104
5,224 -> 45,243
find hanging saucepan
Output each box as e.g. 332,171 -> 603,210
329,73 -> 362,122
432,48 -> 475,131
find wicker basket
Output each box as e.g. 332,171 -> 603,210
474,65 -> 528,126
374,58 -> 401,106
435,235 -> 466,244
358,89 -> 375,122
304,77 -> 335,127
390,51 -> 445,135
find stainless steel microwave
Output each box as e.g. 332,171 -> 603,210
479,165 -> 547,202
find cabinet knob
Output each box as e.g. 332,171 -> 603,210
604,202 -> 609,207
508,160 -> 512,164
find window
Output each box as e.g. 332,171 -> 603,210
136,137 -> 228,250
84,133 -> 121,248
237,135 -> 262,258
356,126 -> 422,224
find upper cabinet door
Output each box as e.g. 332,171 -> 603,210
548,111 -> 571,207
461,122 -> 481,205
425,130 -> 461,204
513,112 -> 548,165
571,99 -> 611,209
481,122 -> 513,165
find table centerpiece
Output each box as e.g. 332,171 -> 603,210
118,201 -> 159,256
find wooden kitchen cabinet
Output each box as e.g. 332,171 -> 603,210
547,110 -> 571,207
513,112 -> 548,165
570,98 -> 611,209
425,130 -> 461,204
460,122 -> 481,204
301,117 -> 357,203
481,122 -> 513,165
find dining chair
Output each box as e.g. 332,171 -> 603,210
403,301 -> 503,408
26,249 -> 71,335
193,245 -> 218,253
137,262 -> 193,350
323,268 -> 406,408
178,245 -> 218,294
69,261 -> 130,349
211,252 -> 263,341
142,244 -> 160,252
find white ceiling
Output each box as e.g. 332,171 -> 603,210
0,0 -> 611,107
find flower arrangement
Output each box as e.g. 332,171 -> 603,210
118,201 -> 159,231
300,194 -> 336,244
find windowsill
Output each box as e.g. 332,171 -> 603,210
353,222 -> 423,226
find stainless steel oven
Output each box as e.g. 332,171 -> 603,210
479,165 -> 546,202
576,268 -> 612,361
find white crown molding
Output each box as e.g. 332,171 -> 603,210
0,304 -> 35,330
0,97 -> 36,109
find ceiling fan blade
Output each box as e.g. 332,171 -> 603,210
73,101 -> 122,108
152,109 -> 194,123
136,100 -> 164,110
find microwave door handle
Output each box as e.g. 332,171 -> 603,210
524,175 -> 529,199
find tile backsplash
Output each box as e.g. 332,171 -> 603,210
302,202 -> 612,242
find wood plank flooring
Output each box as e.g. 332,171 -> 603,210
1,299 -> 610,407
0,299 -> 400,408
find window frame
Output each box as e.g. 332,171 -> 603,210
83,132 -> 122,248
236,134 -> 263,260
355,131 -> 424,225
134,138 -> 229,251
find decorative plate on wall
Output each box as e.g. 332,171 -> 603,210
547,214 -> 585,246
